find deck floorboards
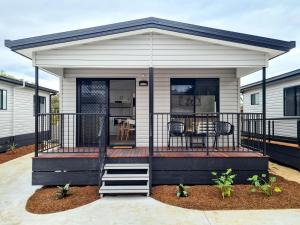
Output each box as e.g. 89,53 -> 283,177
37,146 -> 264,158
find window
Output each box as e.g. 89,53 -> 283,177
250,93 -> 259,105
33,95 -> 46,113
171,78 -> 219,114
284,85 -> 300,116
0,89 -> 7,110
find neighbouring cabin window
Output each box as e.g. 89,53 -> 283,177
250,93 -> 259,105
33,95 -> 46,114
284,85 -> 300,116
171,78 -> 219,114
0,89 -> 7,110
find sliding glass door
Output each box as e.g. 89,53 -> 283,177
109,79 -> 136,147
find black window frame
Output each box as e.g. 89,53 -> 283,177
284,85 -> 300,116
33,95 -> 46,114
250,93 -> 259,105
0,89 -> 7,110
170,78 -> 220,115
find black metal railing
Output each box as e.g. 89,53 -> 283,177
98,116 -> 107,187
153,112 -> 263,154
266,117 -> 300,146
37,113 -> 107,154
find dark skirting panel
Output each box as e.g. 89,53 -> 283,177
152,157 -> 269,185
32,158 -> 99,185
32,156 -> 268,186
266,143 -> 300,171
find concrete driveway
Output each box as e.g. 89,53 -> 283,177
0,154 -> 300,225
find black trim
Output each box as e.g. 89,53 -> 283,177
283,85 -> 300,116
76,78 -> 137,147
241,68 -> 300,92
0,89 -> 7,110
0,76 -> 57,94
5,17 -> 295,52
250,93 -> 259,105
170,78 -> 220,114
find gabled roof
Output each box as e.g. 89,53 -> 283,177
240,69 -> 300,92
0,75 -> 58,93
5,17 -> 295,52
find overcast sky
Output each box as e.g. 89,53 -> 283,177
1,0 -> 299,90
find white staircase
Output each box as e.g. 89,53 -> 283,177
99,163 -> 150,197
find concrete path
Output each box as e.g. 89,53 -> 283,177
0,154 -> 300,225
269,161 -> 300,184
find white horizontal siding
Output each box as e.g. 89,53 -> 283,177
0,83 -> 13,138
35,32 -> 266,68
62,68 -> 238,147
0,81 -> 50,139
13,88 -> 50,136
243,76 -> 300,138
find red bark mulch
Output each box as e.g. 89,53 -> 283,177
152,175 -> 300,210
0,144 -> 34,164
26,186 -> 100,214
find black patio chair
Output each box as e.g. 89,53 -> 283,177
213,121 -> 235,149
167,121 -> 185,149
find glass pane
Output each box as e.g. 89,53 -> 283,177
39,96 -> 46,113
171,79 -> 194,95
284,88 -> 295,116
171,95 -> 194,114
195,79 -> 218,95
3,90 -> 7,109
0,90 -> 3,109
195,95 -> 216,113
296,87 -> 300,116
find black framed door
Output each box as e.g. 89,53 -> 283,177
77,79 -> 108,147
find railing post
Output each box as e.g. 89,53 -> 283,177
206,113 -> 209,155
262,67 -> 267,155
237,113 -> 240,148
297,120 -> 300,147
34,67 -> 39,157
149,67 -> 154,188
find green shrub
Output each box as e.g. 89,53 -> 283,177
211,168 -> 236,199
247,174 -> 282,196
56,184 -> 70,199
176,184 -> 189,197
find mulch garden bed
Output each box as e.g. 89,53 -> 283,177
0,144 -> 34,164
152,175 -> 300,210
26,186 -> 100,214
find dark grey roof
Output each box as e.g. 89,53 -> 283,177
5,17 -> 295,52
241,69 -> 300,92
0,76 -> 58,93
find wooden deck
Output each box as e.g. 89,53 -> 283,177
37,146 -> 264,158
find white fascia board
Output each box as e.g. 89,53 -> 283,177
18,28 -> 284,60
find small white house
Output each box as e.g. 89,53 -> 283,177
0,75 -> 57,152
5,17 -> 296,189
241,69 -> 300,141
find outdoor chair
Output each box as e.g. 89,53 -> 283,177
213,121 -> 235,149
167,121 -> 185,149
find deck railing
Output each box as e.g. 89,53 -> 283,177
36,113 -> 107,155
266,117 -> 300,146
153,112 -> 263,154
36,112 -> 264,156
